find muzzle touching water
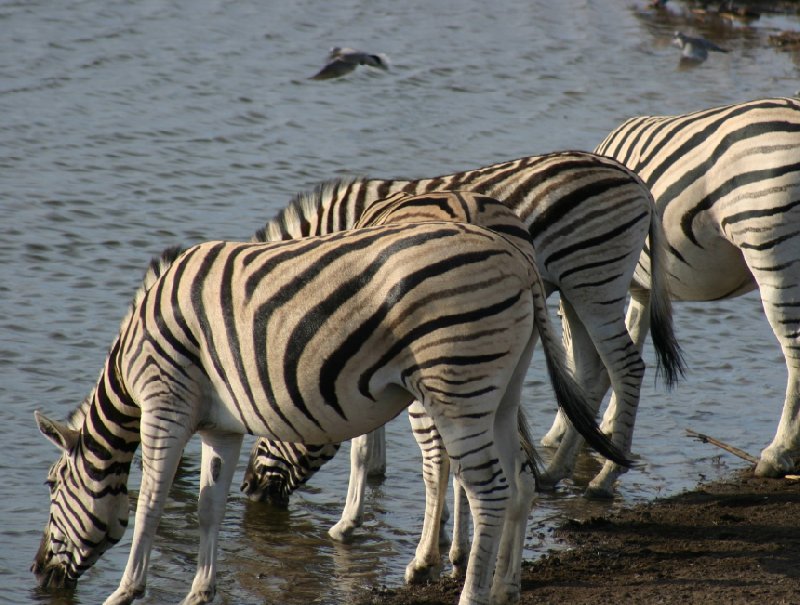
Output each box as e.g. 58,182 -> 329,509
240,472 -> 292,507
31,527 -> 113,590
31,534 -> 79,590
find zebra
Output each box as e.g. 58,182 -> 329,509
242,191 -> 586,577
241,151 -> 684,499
242,191 -> 541,537
570,96 -> 800,480
32,220 -> 627,605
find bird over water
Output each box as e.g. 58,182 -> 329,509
310,47 -> 389,80
672,31 -> 728,62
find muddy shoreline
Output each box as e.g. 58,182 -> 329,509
355,470 -> 800,604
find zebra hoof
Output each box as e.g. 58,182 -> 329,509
490,584 -> 521,605
539,433 -> 564,448
404,559 -> 441,584
450,562 -> 467,579
104,585 -> 145,605
179,588 -> 215,605
535,471 -> 560,492
754,458 -> 789,478
755,446 -> 797,478
328,521 -> 357,543
583,484 -> 615,500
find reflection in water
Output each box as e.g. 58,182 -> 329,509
5,0 -> 800,603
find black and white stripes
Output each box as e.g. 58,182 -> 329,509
35,218 -> 613,605
593,96 -> 800,478
249,151 -> 682,496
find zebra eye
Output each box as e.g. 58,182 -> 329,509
44,479 -> 56,492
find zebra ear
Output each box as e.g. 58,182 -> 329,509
35,410 -> 79,451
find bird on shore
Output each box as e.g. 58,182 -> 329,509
672,31 -> 728,62
310,47 -> 389,80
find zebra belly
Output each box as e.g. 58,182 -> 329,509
206,379 -> 414,444
665,236 -> 757,301
659,198 -> 757,301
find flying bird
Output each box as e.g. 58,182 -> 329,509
310,47 -> 389,80
672,31 -> 728,62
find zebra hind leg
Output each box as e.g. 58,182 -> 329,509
751,274 -> 800,477
366,425 -> 387,477
489,354 -> 537,605
404,400 -> 450,584
539,300 -> 613,492
429,412 -> 513,605
586,294 -> 651,496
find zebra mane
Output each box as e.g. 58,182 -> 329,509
65,245 -> 185,430
252,176 -> 365,242
124,245 -> 185,324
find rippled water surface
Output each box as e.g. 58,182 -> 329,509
2,1 -> 799,603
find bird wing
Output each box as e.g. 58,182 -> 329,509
310,59 -> 357,80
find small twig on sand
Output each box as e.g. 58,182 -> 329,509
685,428 -> 758,464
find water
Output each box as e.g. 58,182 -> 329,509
1,0 -> 797,603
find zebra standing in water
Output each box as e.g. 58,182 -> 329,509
33,221 -> 627,605
245,191 -> 584,578
242,151 -> 684,500
556,96 -> 800,479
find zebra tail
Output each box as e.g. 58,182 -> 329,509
531,274 -> 632,468
646,206 -> 686,389
516,407 -> 541,483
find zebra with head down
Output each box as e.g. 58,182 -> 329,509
243,151 -> 684,500
33,218 -> 626,605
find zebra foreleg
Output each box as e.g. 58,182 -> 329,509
328,433 -> 373,542
405,400 -> 450,584
366,425 -> 387,477
449,477 -> 470,578
182,431 -> 243,605
105,411 -> 193,605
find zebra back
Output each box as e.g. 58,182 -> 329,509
253,152 -> 682,385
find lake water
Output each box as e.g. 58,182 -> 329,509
2,1 -> 798,603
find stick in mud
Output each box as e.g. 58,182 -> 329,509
685,428 -> 758,464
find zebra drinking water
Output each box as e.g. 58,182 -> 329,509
242,151 -> 684,499
33,221 -> 625,605
557,96 -> 800,479
243,191 -> 633,578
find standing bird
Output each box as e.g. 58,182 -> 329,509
310,47 -> 389,80
672,31 -> 728,62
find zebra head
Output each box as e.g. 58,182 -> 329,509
240,439 -> 340,506
32,410 -> 129,589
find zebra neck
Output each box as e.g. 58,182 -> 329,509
78,339 -> 141,481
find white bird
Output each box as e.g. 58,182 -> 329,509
310,47 -> 389,80
672,31 -> 728,62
